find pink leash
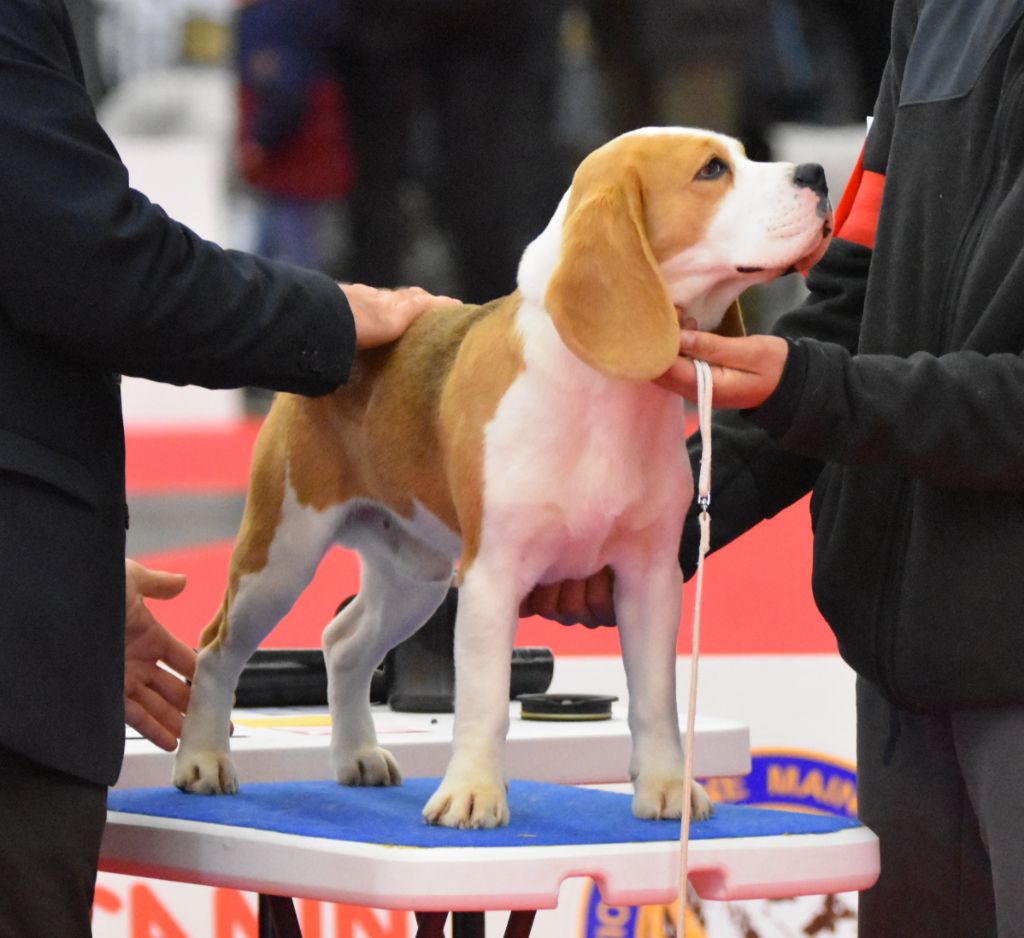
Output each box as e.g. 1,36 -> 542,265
676,359 -> 713,937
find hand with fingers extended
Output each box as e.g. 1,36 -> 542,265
340,283 -> 460,349
123,559 -> 196,751
655,329 -> 790,410
519,566 -> 617,628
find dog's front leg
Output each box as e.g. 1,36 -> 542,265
422,561 -> 517,828
614,555 -> 713,821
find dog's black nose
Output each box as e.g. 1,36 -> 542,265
793,163 -> 828,197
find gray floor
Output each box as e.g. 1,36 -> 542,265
126,493 -> 245,556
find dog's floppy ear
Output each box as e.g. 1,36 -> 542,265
714,298 -> 746,337
544,173 -> 679,382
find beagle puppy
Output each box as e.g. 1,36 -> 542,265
174,127 -> 832,828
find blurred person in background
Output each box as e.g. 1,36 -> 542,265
337,0 -> 570,304
587,0 -> 894,162
587,0 -> 757,145
235,0 -> 355,271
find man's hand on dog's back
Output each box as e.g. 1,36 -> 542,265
341,283 -> 459,349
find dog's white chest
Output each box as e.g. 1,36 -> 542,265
479,316 -> 692,582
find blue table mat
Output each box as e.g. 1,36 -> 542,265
108,779 -> 860,849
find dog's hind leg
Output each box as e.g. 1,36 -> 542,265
324,509 -> 454,787
173,480 -> 343,795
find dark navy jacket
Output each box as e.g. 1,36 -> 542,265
685,0 -> 1024,711
0,0 -> 355,785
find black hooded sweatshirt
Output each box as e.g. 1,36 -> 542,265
684,0 -> 1024,712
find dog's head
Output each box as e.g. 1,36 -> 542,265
523,127 -> 833,381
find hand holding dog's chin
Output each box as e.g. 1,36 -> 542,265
341,283 -> 459,349
654,331 -> 788,410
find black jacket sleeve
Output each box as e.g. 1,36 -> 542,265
0,0 -> 355,393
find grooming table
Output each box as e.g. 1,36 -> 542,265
117,704 -> 751,788
102,778 -> 879,938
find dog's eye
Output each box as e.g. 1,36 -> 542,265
696,157 -> 728,181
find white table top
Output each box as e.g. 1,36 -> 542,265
101,805 -> 878,909
116,703 -> 751,789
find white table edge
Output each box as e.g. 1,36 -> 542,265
100,810 -> 879,911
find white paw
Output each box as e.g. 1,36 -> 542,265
690,779 -> 714,821
632,775 -> 713,821
333,746 -> 403,787
422,775 -> 509,829
173,750 -> 239,794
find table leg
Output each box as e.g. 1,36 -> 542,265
452,911 -> 486,937
257,894 -> 302,938
415,911 -> 449,938
503,910 -> 537,938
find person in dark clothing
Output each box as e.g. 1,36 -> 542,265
527,2 -> 1024,934
0,2 -> 450,935
339,0 -> 570,304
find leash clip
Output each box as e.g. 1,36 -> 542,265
697,492 -> 711,513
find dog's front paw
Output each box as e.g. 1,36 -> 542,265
632,775 -> 713,821
689,779 -> 714,821
333,746 -> 402,787
422,775 -> 509,829
173,749 -> 239,794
